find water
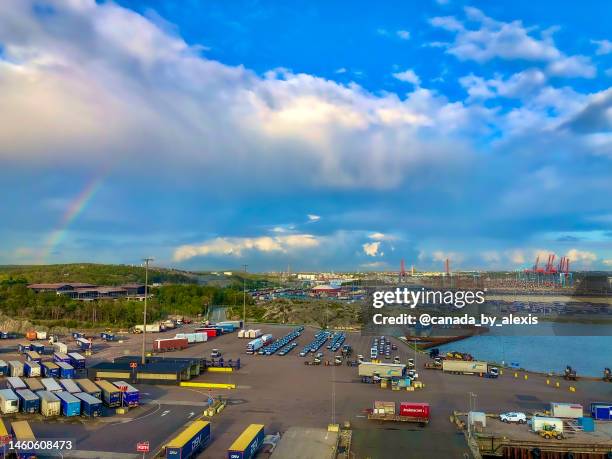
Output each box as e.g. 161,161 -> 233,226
436,323 -> 612,377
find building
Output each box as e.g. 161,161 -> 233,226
27,283 -> 96,293
27,283 -> 146,301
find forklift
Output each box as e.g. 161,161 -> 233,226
604,367 -> 612,382
564,365 -> 577,381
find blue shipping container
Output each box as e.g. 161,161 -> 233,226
112,381 -> 139,407
68,352 -> 86,369
53,353 -> 71,364
57,362 -> 75,379
74,392 -> 103,417
56,391 -> 81,417
41,362 -> 60,378
15,389 -> 40,413
591,403 -> 612,420
18,344 -> 31,353
24,361 -> 41,377
227,424 -> 265,459
0,360 -> 8,376
31,344 -> 45,353
166,421 -> 211,459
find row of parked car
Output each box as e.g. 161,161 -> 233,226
299,330 -> 330,357
258,327 -> 304,356
326,332 -> 346,352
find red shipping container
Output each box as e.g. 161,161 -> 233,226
197,328 -> 218,338
26,331 -> 37,340
153,338 -> 189,351
399,402 -> 430,419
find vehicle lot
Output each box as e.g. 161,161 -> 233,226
3,325 -> 612,458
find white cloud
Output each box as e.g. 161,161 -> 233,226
565,248 -> 597,264
174,233 -> 319,260
307,214 -> 321,222
360,261 -> 387,268
592,39 -> 612,56
362,241 -> 381,257
392,69 -> 421,86
368,232 -> 386,240
603,259 -> 612,266
335,67 -> 347,74
396,30 -> 411,40
506,250 -> 526,265
431,7 -> 595,79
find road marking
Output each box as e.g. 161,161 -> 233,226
161,410 -> 171,416
142,399 -> 211,407
235,385 -> 252,389
188,412 -> 195,418
62,451 -> 139,459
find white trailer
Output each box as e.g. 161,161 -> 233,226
0,389 -> 19,414
53,342 -> 68,354
531,416 -> 564,433
41,378 -> 63,392
550,402 -> 583,419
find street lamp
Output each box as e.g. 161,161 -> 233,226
467,392 -> 477,438
141,257 -> 154,365
242,264 -> 248,329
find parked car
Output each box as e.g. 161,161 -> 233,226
500,412 -> 527,424
211,349 -> 222,358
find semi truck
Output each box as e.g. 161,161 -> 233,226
227,424 -> 264,459
442,360 -> 499,377
358,362 -> 406,378
134,324 -> 161,333
165,420 -> 211,459
246,335 -> 273,354
367,401 -> 430,426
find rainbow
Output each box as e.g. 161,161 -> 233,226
40,171 -> 109,263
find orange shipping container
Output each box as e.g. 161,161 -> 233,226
26,331 -> 37,340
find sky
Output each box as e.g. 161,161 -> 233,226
0,0 -> 611,272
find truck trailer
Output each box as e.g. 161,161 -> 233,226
154,338 -> 189,352
442,360 -> 499,377
75,379 -> 102,398
0,389 -> 19,414
38,390 -> 61,416
41,378 -> 63,392
56,361 -> 76,379
96,380 -> 121,407
24,361 -> 41,377
74,392 -> 103,417
165,420 -> 211,459
6,376 -> 27,391
367,401 -> 430,425
550,402 -> 583,419
11,421 -> 37,459
112,381 -> 140,407
227,424 -> 264,459
358,362 -> 406,378
56,391 -> 81,417
68,352 -> 86,369
16,389 -> 41,413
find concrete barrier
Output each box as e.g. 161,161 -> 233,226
180,382 -> 236,389
207,367 -> 233,373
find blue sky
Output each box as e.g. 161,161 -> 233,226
0,0 -> 611,271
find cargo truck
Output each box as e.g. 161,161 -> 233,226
68,352 -> 86,369
11,421 -> 36,459
154,338 -> 189,352
0,389 -> 19,414
56,391 -> 81,417
16,389 -> 40,413
442,360 -> 499,377
8,360 -> 24,377
24,378 -> 44,391
7,377 -> 27,391
358,362 -> 406,378
367,401 -> 430,426
165,420 -> 211,459
96,380 -> 121,407
75,379 -> 102,398
227,424 -> 264,459
113,381 -> 140,407
24,361 -> 41,377
550,402 -> 583,418
59,379 -> 81,393
0,359 -> 8,376
134,324 -> 161,333
74,392 -> 103,417
41,361 -> 60,378
38,390 -> 61,416
246,334 -> 273,354
41,378 -> 63,392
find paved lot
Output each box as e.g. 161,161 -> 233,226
2,325 -> 612,459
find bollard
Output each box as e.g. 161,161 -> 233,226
569,386 -> 576,392
555,381 -> 560,388
500,369 -> 503,376
524,374 -> 528,380
514,372 -> 518,378
546,379 -> 550,385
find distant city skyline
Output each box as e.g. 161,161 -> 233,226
0,0 -> 611,271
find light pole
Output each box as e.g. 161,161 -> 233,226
467,392 -> 477,438
141,257 -> 154,365
242,264 -> 248,329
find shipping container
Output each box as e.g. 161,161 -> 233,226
442,360 -> 489,374
53,342 -> 68,354
25,351 -> 41,363
373,401 -> 395,415
6,377 -> 27,391
53,352 -> 71,364
24,378 -> 44,392
56,362 -> 76,379
112,381 -> 140,406
15,389 -> 40,413
550,402 -> 583,419
36,331 -> 47,340
10,421 -> 36,459
8,361 -> 24,377
197,328 -> 219,338
166,420 -> 211,459
530,416 -> 564,433
38,391 -> 61,417
68,352 -> 86,370
399,402 -> 430,420
24,361 -> 41,377
227,424 -> 264,459
75,379 -> 102,399
135,324 -> 161,333
154,338 -> 189,352
76,337 -> 92,350
25,331 -> 37,340
0,359 -> 8,376
31,343 -> 45,353
74,392 -> 103,417
96,380 -> 121,407
55,391 -> 81,417
238,329 -> 246,338
18,343 -> 31,353
358,362 -> 406,377
41,378 -> 63,393
59,379 -> 81,394
591,402 -> 612,421
578,416 -> 595,432
41,361 -> 60,378
0,389 -> 19,414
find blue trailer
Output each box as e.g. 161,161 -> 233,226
166,420 -> 211,459
591,402 -> 612,420
72,332 -> 85,340
227,424 -> 264,459
112,381 -> 139,407
15,389 -> 40,413
41,361 -> 60,378
68,352 -> 86,370
56,391 -> 81,417
100,332 -> 116,341
24,361 -> 41,377
74,392 -> 103,417
0,359 -> 8,376
53,352 -> 71,364
57,361 -> 76,379
31,343 -> 45,353
96,380 -> 121,407
18,343 -> 31,353
76,337 -> 92,350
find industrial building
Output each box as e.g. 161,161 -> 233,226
27,283 -> 146,300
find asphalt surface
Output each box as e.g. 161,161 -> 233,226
2,325 -> 612,459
